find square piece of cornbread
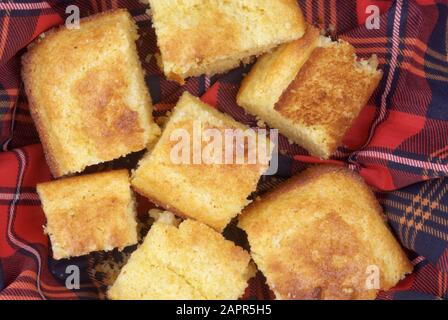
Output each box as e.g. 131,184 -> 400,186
238,166 -> 412,300
22,9 -> 160,177
132,92 -> 273,231
237,26 -> 382,159
108,218 -> 254,300
147,0 -> 306,82
37,170 -> 138,260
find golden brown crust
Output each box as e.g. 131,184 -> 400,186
239,165 -> 412,300
37,169 -> 138,259
108,219 -> 254,300
159,10 -> 239,74
237,24 -> 320,107
21,9 -> 132,176
131,92 -> 272,231
22,9 -> 160,177
148,0 -> 305,82
237,31 -> 382,159
274,42 -> 382,156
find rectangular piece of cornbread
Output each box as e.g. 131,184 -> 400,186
147,0 -> 306,82
237,26 -> 382,159
37,170 -> 138,260
22,9 -> 160,177
238,166 -> 412,300
108,218 -> 255,300
131,92 -> 273,231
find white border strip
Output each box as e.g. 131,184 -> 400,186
357,150 -> 448,173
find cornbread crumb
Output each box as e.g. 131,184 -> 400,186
148,209 -> 181,226
237,26 -> 382,159
22,9 -> 160,177
37,170 -> 138,260
147,0 -> 306,82
132,92 -> 273,231
239,166 -> 412,300
108,219 -> 254,300
145,53 -> 153,63
256,119 -> 266,128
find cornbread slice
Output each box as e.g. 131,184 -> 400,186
237,27 -> 383,159
147,0 -> 306,82
132,92 -> 273,231
238,166 -> 412,300
37,170 -> 138,260
108,218 -> 255,300
22,9 -> 160,177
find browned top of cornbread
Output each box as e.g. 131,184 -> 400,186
132,92 -> 272,231
274,40 -> 382,155
237,24 -> 321,111
108,219 -> 255,300
239,166 -> 412,300
37,169 -> 138,259
148,0 -> 305,82
22,9 -> 160,177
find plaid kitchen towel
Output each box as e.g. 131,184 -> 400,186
0,0 -> 447,300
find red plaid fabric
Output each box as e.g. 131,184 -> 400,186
0,0 -> 447,300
